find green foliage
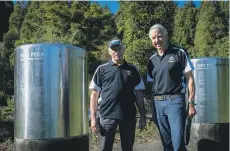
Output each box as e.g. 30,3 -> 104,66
213,37 -> 229,57
116,1 -> 176,75
193,1 -> 228,57
0,97 -> 14,121
3,28 -> 19,61
0,91 -> 7,107
0,92 -> 14,121
17,1 -> 117,77
0,59 -> 13,95
0,42 -> 4,58
124,39 -> 154,76
172,1 -> 198,52
8,3 -> 26,31
19,1 -> 44,42
0,1 -> 229,104
3,3 -> 26,66
0,1 -> 14,41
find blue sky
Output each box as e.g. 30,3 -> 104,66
12,0 -> 201,14
94,1 -> 201,14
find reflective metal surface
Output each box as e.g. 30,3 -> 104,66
14,43 -> 88,139
191,57 -> 229,123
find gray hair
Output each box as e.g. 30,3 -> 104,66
149,24 -> 168,39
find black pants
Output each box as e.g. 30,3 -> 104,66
98,117 -> 136,151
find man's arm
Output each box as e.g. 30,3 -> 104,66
135,90 -> 146,129
90,90 -> 100,132
184,70 -> 197,117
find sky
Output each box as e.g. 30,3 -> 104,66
12,0 -> 201,14
94,1 -> 201,14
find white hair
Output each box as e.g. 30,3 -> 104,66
149,24 -> 168,39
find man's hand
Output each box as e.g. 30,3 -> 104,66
138,116 -> 146,130
188,105 -> 197,117
91,119 -> 98,133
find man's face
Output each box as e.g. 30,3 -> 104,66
149,29 -> 168,51
109,45 -> 124,61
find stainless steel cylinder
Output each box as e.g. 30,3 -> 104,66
191,57 -> 229,123
187,57 -> 229,151
14,43 -> 89,139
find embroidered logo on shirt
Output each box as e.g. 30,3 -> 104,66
126,70 -> 132,76
168,56 -> 175,62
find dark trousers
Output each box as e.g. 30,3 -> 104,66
98,117 -> 136,151
153,96 -> 187,151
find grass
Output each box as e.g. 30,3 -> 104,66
135,119 -> 160,143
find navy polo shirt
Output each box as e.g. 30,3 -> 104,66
89,60 -> 145,119
147,45 -> 194,95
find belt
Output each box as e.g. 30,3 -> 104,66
154,94 -> 184,101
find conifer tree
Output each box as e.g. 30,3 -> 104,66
18,1 -> 116,77
172,1 -> 197,55
0,1 -> 13,41
116,1 -> 176,75
193,1 -> 228,57
3,2 -> 26,63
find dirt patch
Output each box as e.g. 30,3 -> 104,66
89,119 -> 160,151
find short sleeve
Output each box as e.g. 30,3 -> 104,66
147,59 -> 154,82
133,66 -> 145,90
179,49 -> 195,73
89,66 -> 102,91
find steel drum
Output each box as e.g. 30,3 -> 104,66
187,57 -> 229,151
192,57 -> 229,123
14,43 -> 89,151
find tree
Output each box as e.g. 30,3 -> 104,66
193,1 -> 228,57
17,1 -> 117,78
172,1 -> 198,56
116,1 -> 176,75
0,1 -> 13,41
3,2 -> 26,63
83,2 -> 117,77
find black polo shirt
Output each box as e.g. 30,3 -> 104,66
147,45 -> 194,95
89,60 -> 145,119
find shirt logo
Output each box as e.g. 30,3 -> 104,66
126,70 -> 132,76
168,56 -> 175,63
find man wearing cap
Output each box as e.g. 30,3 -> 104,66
147,24 -> 197,151
89,39 -> 146,151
